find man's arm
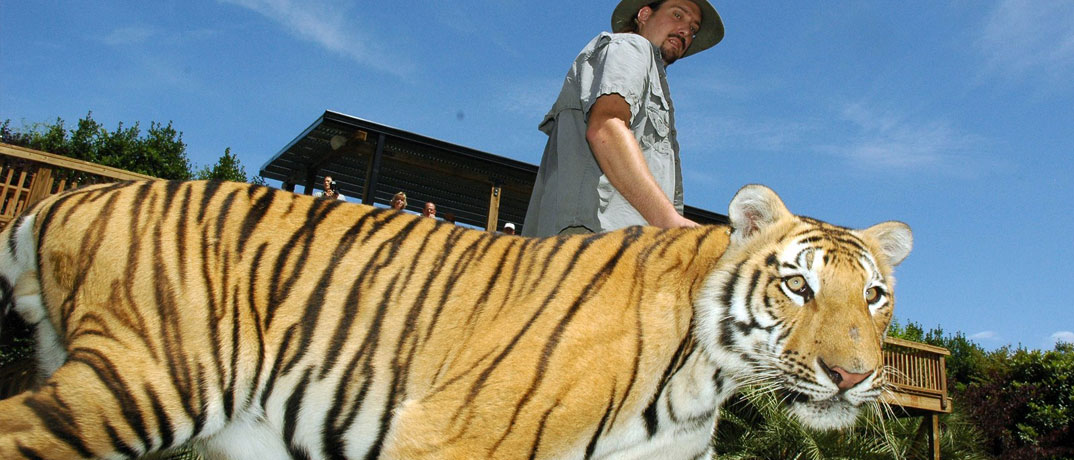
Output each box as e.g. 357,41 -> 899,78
586,93 -> 698,229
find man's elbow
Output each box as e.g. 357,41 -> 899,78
586,124 -> 614,164
585,124 -> 601,147
585,116 -> 616,148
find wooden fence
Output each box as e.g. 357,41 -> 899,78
0,142 -> 154,232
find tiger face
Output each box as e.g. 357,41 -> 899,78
696,185 -> 912,430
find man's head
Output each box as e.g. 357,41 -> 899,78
612,0 -> 723,65
503,222 -> 516,235
323,175 -> 334,190
423,202 -> 437,218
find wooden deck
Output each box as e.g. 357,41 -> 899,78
881,336 -> 951,415
881,336 -> 951,460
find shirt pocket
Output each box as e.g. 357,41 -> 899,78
645,84 -> 671,140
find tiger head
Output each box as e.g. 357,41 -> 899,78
697,185 -> 912,430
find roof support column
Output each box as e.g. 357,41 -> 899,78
303,168 -> 318,195
362,132 -> 386,205
486,184 -> 501,232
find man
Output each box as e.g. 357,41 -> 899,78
315,175 -> 345,201
503,222 -> 516,235
422,201 -> 437,218
522,0 -> 724,236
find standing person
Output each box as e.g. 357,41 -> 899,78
522,0 -> 724,237
390,192 -> 407,211
315,175 -> 345,201
422,202 -> 437,219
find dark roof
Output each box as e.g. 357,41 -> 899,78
260,111 -> 727,231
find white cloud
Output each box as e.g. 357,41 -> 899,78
679,115 -> 818,154
818,102 -> 990,174
675,72 -> 780,102
220,0 -> 415,78
970,330 -> 999,341
497,77 -> 561,117
100,25 -> 218,48
683,100 -> 992,176
976,0 -> 1074,87
1049,331 -> 1074,347
101,26 -> 158,46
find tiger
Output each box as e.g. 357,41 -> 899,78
0,180 -> 911,459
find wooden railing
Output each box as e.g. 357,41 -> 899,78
881,336 -> 951,414
0,142 -> 153,231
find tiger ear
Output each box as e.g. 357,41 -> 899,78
860,221 -> 913,266
728,185 -> 792,244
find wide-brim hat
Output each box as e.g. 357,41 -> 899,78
611,0 -> 724,58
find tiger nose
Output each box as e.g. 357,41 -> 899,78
819,359 -> 873,390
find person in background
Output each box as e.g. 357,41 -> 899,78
391,191 -> 407,211
315,175 -> 345,201
522,0 -> 724,236
503,222 -> 516,235
423,202 -> 437,219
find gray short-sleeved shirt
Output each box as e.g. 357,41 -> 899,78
522,32 -> 683,237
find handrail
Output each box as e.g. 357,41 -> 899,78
0,143 -> 154,231
884,336 -> 951,356
0,143 -> 154,181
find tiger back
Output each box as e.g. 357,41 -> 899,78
0,180 -> 911,459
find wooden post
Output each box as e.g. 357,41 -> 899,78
25,166 -> 53,209
928,413 -> 941,460
486,184 -> 501,232
940,354 -> 949,411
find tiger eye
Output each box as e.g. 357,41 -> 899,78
865,287 -> 880,303
785,275 -> 810,297
787,276 -> 804,290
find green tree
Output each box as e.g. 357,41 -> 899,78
195,147 -> 248,182
2,112 -> 192,180
3,113 -> 269,185
962,343 -> 1074,459
68,115 -> 104,163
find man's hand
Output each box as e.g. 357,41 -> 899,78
585,94 -> 697,229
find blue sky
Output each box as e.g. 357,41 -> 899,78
2,1 -> 1072,350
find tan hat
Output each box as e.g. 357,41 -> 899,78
611,0 -> 724,58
